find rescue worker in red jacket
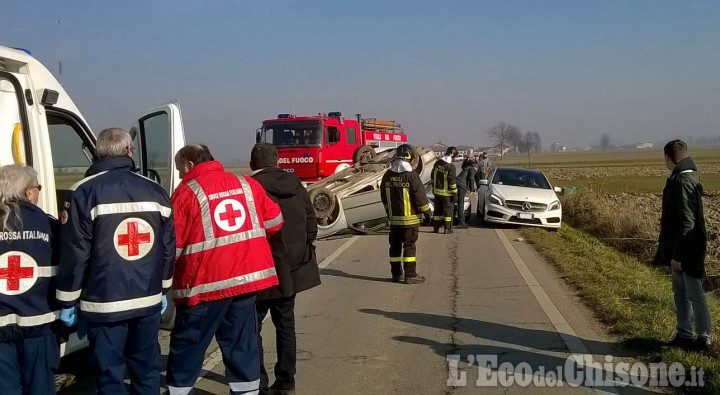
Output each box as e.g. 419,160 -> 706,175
166,144 -> 283,395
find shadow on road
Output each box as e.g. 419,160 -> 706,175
360,309 -> 662,393
320,268 -> 394,283
359,309 -> 650,358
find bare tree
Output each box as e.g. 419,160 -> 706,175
533,132 -> 542,153
600,133 -> 611,150
522,131 -> 534,153
487,121 -> 519,159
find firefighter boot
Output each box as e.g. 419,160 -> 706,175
403,261 -> 425,284
391,262 -> 403,283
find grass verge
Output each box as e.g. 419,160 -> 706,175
521,225 -> 720,393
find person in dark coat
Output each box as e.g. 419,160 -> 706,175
653,140 -> 711,351
455,159 -> 476,229
250,143 -> 320,395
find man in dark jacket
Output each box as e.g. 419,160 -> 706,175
455,159 -> 476,229
250,143 -> 321,395
654,140 -> 711,351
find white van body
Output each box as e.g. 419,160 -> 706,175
0,46 -> 186,354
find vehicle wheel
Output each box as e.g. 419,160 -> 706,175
309,187 -> 336,220
353,145 -> 376,164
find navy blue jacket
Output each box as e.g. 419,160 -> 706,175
0,201 -> 60,341
56,156 -> 175,322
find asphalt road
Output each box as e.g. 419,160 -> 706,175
57,218 -> 659,394
57,163 -> 656,393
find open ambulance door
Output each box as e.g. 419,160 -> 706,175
132,102 -> 186,196
131,102 -> 186,328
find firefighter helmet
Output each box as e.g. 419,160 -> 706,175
396,144 -> 415,162
446,146 -> 459,158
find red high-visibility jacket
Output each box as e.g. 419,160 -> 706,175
171,161 -> 282,306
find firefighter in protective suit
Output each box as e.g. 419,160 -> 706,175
432,147 -> 458,234
380,144 -> 432,284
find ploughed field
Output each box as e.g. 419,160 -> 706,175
499,147 -> 720,276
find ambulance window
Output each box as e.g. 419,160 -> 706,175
0,75 -> 25,166
46,113 -> 93,204
326,126 -> 340,145
139,112 -> 171,192
346,127 -> 357,145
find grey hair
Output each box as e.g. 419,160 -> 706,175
96,128 -> 133,158
0,164 -> 38,231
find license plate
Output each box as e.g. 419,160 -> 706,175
517,212 -> 534,220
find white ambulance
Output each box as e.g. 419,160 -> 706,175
0,45 -> 186,354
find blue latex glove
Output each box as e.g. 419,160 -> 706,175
76,315 -> 87,340
161,295 -> 167,315
59,307 -> 77,327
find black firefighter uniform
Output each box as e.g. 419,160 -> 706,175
380,165 -> 431,279
432,158 -> 457,231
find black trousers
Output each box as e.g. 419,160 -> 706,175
457,187 -> 467,225
433,195 -> 454,231
257,295 -> 296,390
88,313 -> 161,395
389,226 -> 419,277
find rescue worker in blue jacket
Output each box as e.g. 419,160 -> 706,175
432,147 -> 458,234
56,128 -> 176,395
0,164 -> 60,394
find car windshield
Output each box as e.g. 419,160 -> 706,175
265,121 -> 322,148
492,169 -> 551,189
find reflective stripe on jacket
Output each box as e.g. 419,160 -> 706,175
171,161 -> 282,306
432,160 -> 457,197
380,168 -> 431,227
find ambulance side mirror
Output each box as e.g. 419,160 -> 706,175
147,169 -> 162,185
256,130 -> 261,143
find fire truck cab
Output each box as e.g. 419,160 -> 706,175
257,112 -> 407,182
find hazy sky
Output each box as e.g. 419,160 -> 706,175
3,1 -> 719,159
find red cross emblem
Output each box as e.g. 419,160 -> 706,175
214,199 -> 246,232
0,252 -> 39,295
0,255 -> 34,291
118,221 -> 151,256
114,218 -> 155,261
220,203 -> 243,227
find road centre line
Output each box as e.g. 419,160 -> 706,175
318,236 -> 360,269
190,235 -> 359,388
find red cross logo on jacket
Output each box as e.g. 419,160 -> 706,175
0,251 -> 39,295
113,218 -> 155,261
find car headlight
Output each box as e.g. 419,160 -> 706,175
489,194 -> 503,206
548,200 -> 560,211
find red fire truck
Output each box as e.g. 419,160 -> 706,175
256,112 -> 408,182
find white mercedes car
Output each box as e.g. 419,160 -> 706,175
477,167 -> 562,229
